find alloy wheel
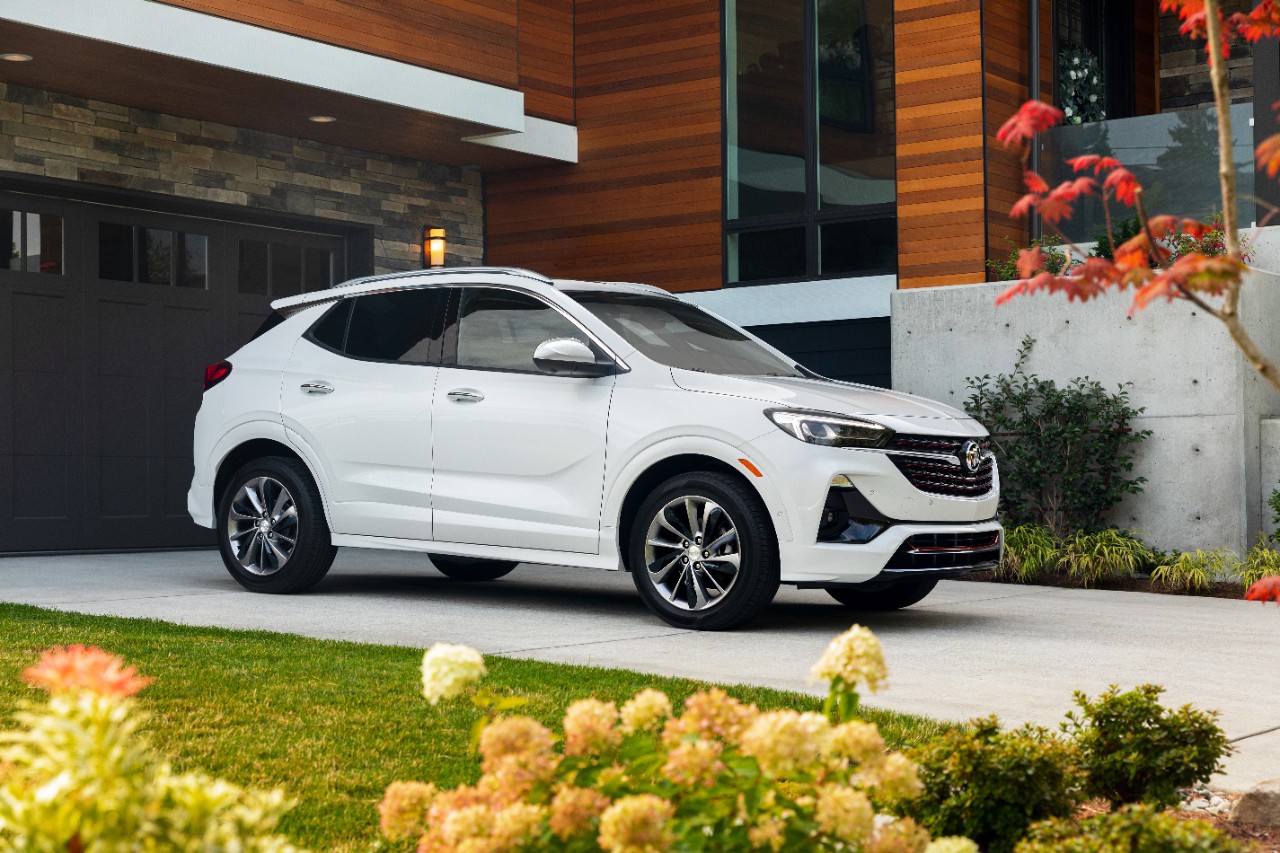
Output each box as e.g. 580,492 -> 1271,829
642,495 -> 741,611
225,476 -> 298,576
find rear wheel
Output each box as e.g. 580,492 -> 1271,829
217,457 -> 336,593
627,471 -> 779,631
826,579 -> 938,611
430,555 -> 519,582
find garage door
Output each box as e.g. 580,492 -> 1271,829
0,189 -> 348,552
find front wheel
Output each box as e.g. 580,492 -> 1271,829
430,555 -> 519,582
217,457 -> 337,594
826,579 -> 938,611
627,471 -> 779,631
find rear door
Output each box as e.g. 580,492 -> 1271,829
280,287 -> 446,540
430,286 -> 615,554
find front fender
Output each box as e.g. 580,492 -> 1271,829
601,434 -> 796,550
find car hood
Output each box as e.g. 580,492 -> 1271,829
670,369 -> 987,436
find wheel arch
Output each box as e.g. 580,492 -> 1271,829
615,452 -> 787,570
213,438 -> 324,522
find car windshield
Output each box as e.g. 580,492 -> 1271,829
568,291 -> 804,377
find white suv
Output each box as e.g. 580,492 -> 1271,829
189,268 -> 1001,630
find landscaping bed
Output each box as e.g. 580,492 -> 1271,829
959,568 -> 1250,600
1077,797 -> 1280,853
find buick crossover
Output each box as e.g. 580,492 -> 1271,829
189,267 -> 1001,630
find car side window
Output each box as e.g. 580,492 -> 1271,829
344,288 -> 447,363
454,288 -> 588,373
306,300 -> 351,351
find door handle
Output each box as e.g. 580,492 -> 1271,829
447,388 -> 484,403
300,382 -> 334,395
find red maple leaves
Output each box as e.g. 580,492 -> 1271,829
1246,576 -> 1280,604
997,101 -> 1065,149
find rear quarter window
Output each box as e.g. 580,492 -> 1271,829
306,300 -> 352,352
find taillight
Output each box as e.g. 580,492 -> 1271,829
203,360 -> 233,392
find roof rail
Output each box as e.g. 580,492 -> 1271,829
330,266 -> 551,290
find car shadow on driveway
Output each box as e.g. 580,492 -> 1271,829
306,568 -> 993,634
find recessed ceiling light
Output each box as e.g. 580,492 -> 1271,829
308,115 -> 337,123
0,53 -> 33,62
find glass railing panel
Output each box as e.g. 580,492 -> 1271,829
1039,103 -> 1255,244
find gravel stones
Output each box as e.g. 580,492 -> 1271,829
1179,785 -> 1234,816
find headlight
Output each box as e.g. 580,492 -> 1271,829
765,409 -> 893,448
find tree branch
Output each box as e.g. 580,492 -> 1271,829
1203,0 -> 1241,261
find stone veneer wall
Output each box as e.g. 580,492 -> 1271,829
1159,1 -> 1254,112
0,82 -> 483,273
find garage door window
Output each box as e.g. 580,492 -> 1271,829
4,209 -> 63,275
98,222 -> 208,288
238,239 -> 332,297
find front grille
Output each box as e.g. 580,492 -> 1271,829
887,434 -> 995,498
887,531 -> 1002,570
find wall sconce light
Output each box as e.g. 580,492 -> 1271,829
423,227 -> 446,269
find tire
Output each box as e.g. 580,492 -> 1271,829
430,555 -> 519,582
216,456 -> 337,594
826,579 -> 938,611
627,471 -> 779,631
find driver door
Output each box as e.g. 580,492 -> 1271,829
430,286 -> 615,553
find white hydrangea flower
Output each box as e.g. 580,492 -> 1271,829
421,643 -> 486,705
810,625 -> 887,693
926,838 -> 980,853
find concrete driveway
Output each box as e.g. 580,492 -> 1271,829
1,549 -> 1276,790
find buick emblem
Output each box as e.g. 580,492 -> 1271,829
961,440 -> 984,473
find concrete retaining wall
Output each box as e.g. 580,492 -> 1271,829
1264,419 -> 1280,541
891,269 -> 1280,552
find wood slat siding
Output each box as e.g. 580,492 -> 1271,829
486,0 -> 722,292
155,0 -> 520,87
983,0 -> 1032,277
518,0 -> 574,122
895,0 -> 987,288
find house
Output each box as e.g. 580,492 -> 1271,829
1,0 -> 1276,552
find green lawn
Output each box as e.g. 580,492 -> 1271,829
0,602 -> 952,850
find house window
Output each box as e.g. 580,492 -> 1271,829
1054,0 -> 1135,121
3,210 -> 64,275
725,0 -> 895,284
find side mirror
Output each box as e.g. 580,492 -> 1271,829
533,338 -> 615,378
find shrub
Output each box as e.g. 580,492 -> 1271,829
965,337 -> 1150,535
1242,538 -> 1280,588
1060,529 -> 1153,587
1165,211 -> 1253,265
1089,217 -> 1142,262
907,717 -> 1084,853
1015,805 -> 1246,853
1150,548 -> 1237,592
997,524 -> 1061,582
384,627 -> 959,853
0,644 -> 303,852
1062,684 -> 1231,810
999,527 -> 1154,587
987,235 -> 1071,282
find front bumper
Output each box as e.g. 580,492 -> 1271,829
738,428 -> 1003,585
778,519 -> 1003,584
